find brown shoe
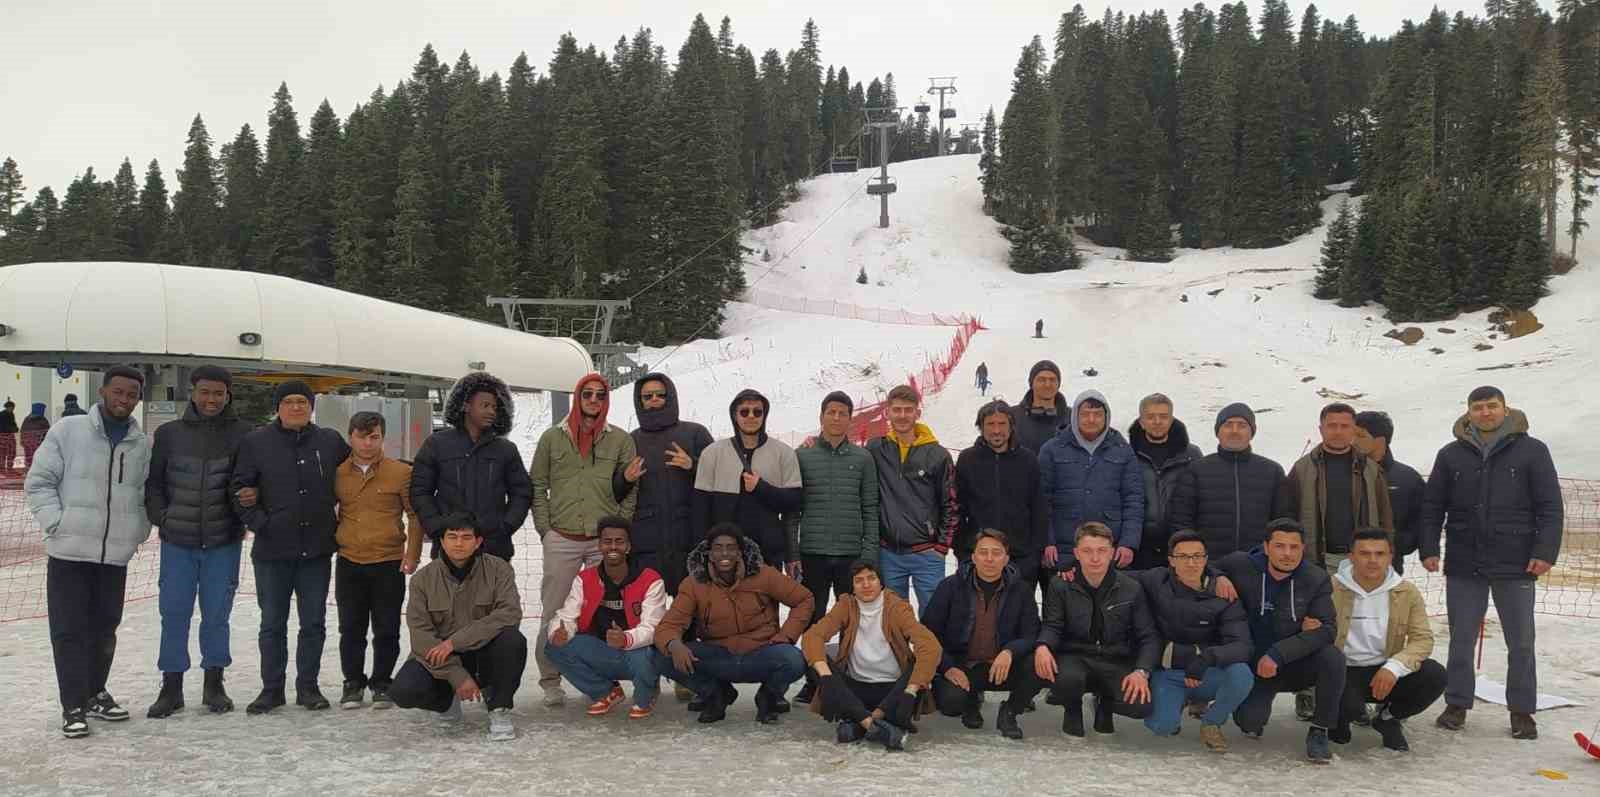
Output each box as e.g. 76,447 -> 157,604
1199,724 -> 1228,753
1436,705 -> 1467,731
1510,712 -> 1538,740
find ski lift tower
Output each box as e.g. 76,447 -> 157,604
927,77 -> 958,156
485,297 -> 644,386
863,106 -> 902,228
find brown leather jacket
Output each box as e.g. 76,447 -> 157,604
336,456 -> 424,565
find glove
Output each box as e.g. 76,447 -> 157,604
882,688 -> 918,726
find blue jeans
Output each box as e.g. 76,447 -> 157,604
879,548 -> 946,615
544,633 -> 661,708
660,641 -> 805,700
254,556 -> 332,691
158,540 -> 242,673
1145,663 -> 1255,735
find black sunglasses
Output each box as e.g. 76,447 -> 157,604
737,407 -> 765,418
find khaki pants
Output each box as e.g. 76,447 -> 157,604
536,532 -> 600,688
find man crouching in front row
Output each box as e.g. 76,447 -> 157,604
389,512 -> 527,741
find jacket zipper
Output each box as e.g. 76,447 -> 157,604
101,435 -> 117,564
1232,460 -> 1241,551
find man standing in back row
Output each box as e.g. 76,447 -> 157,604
1009,360 -> 1067,459
1423,386 -> 1562,741
411,371 -> 531,562
1168,403 -> 1289,558
868,385 -> 958,612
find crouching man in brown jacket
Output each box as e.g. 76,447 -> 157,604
801,559 -> 941,751
656,523 -> 814,725
389,512 -> 527,741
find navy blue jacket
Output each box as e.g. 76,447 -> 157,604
1039,426 -> 1145,553
921,562 -> 1041,672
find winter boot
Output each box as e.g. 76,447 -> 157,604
246,688 -> 286,715
996,703 -> 1025,740
1062,704 -> 1086,738
1373,717 -> 1410,751
202,668 -> 234,713
146,673 -> 185,718
1510,712 -> 1538,740
296,686 -> 331,710
1436,705 -> 1467,731
1306,727 -> 1332,764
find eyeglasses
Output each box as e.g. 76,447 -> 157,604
640,391 -> 667,400
580,390 -> 608,400
1169,554 -> 1207,562
737,407 -> 765,418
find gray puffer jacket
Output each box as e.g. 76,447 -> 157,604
25,404 -> 153,565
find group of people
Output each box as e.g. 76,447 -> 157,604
22,359 -> 1564,765
0,397 -> 57,474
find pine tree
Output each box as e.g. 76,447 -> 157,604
784,20 -> 823,181
386,135 -> 443,307
0,157 -> 22,237
332,97 -> 384,293
1519,30 -> 1566,249
1126,176 -> 1175,262
299,99 -> 341,285
56,168 -> 119,260
467,168 -> 516,319
253,82 -> 306,276
998,36 -> 1056,228
24,186 -> 61,262
110,158 -> 139,259
172,114 -> 222,266
218,123 -> 263,270
136,159 -> 169,261
1315,198 -> 1355,298
1382,184 -> 1453,320
1342,193 -> 1382,306
1498,198 -> 1552,308
979,107 -> 1000,215
751,49 -> 789,225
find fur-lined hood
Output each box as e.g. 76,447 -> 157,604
443,371 -> 514,437
685,532 -> 766,583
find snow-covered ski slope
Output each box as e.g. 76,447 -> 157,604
601,154 -> 1598,477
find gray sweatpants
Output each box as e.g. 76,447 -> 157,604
536,533 -> 601,689
1444,575 -> 1538,714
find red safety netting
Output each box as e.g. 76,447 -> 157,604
740,289 -> 975,327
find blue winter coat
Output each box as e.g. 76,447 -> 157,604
1037,391 -> 1145,554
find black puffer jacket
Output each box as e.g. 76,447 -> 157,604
145,401 -> 254,548
955,434 -> 1047,583
1128,419 -> 1204,567
411,372 -> 532,560
1167,447 -> 1289,558
1420,410 -> 1563,580
620,373 -> 713,592
921,562 -> 1041,672
1127,567 -> 1250,677
1381,451 -> 1424,568
230,420 -> 351,561
1008,389 -> 1067,461
1037,566 -> 1161,669
1214,548 -> 1336,665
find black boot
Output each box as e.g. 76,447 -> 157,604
795,678 -> 817,705
754,688 -> 781,724
146,673 -> 185,718
296,686 -> 331,711
247,688 -> 286,715
961,697 -> 985,729
996,703 -> 1024,740
202,669 -> 233,713
696,690 -> 728,724
1092,696 -> 1114,734
1062,704 -> 1086,737
1373,717 -> 1410,751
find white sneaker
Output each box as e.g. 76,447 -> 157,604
488,708 -> 515,741
441,696 -> 463,722
541,685 -> 566,707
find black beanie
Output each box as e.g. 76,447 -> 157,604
821,390 -> 854,415
190,364 -> 233,388
273,380 -> 315,408
1214,402 -> 1257,436
1028,360 -> 1061,384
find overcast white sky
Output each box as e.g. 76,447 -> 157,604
2,1 -> 1555,198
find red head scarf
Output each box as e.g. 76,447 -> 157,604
568,373 -> 611,458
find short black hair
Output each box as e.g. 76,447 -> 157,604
1319,402 -> 1356,422
974,399 -> 1011,428
596,515 -> 632,536
1352,527 -> 1392,548
1354,410 -> 1393,443
1079,396 -> 1106,411
349,411 -> 386,435
705,521 -> 744,547
847,559 -> 881,581
104,365 -> 144,387
190,364 -> 233,387
1167,529 -> 1205,552
1265,517 -> 1306,541
1468,385 -> 1505,404
437,511 -> 480,537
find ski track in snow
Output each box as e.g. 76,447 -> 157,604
5,155 -> 1600,793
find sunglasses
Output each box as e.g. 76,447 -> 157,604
640,391 -> 668,400
737,407 -> 765,418
580,390 -> 608,400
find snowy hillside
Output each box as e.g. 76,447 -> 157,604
599,154 -> 1599,477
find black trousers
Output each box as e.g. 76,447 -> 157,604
933,659 -> 1043,715
801,555 -> 856,627
1051,653 -> 1151,719
390,628 -> 528,711
1234,646 -> 1346,732
47,557 -> 127,711
335,557 -> 406,689
817,672 -> 915,726
1339,659 -> 1447,726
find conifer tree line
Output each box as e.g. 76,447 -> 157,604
984,1 -> 1588,318
0,16 -> 935,342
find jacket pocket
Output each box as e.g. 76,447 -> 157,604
472,599 -> 495,620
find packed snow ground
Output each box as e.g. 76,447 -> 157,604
5,155 -> 1600,794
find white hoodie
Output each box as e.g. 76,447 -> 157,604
1335,559 -> 1410,678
